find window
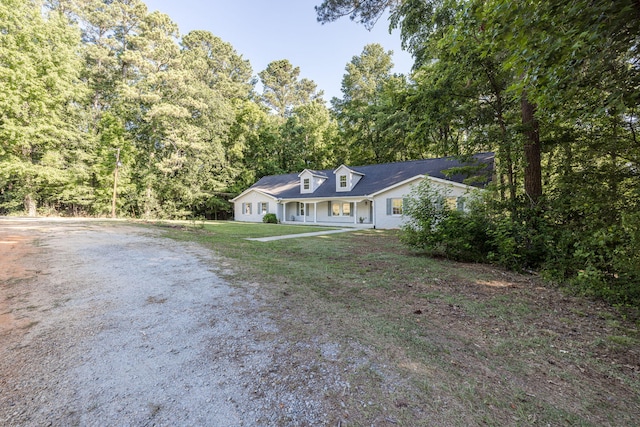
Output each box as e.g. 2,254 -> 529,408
331,201 -> 353,216
298,202 -> 305,216
259,202 -> 268,214
456,197 -> 466,211
392,199 -> 403,215
339,175 -> 347,188
386,198 -> 403,216
243,202 -> 252,215
445,197 -> 458,210
332,202 -> 340,216
342,202 -> 351,216
303,178 -> 310,190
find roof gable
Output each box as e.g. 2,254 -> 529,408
298,169 -> 328,179
240,152 -> 494,200
333,164 -> 365,192
298,169 -> 328,194
333,164 -> 364,176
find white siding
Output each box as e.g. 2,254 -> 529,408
299,171 -> 314,194
315,201 -> 333,222
373,177 -> 475,229
299,170 -> 327,194
234,177 -> 481,228
233,191 -> 277,223
372,183 -> 413,229
334,165 -> 363,192
354,201 -> 372,224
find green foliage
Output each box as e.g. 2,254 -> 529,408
402,182 -> 640,306
551,224 -> 640,305
316,0 -> 392,30
280,102 -> 339,171
322,0 -> 640,306
400,180 -> 449,252
0,0 -> 636,308
542,166 -> 640,304
0,0 -> 85,216
262,213 -> 278,224
486,199 -> 550,271
258,59 -> 324,118
246,60 -> 334,174
401,180 -> 493,262
332,44 -> 417,164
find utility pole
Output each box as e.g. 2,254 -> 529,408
111,148 -> 121,219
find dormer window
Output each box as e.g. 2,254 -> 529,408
299,169 -> 327,194
334,165 -> 365,192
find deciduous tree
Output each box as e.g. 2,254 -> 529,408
258,59 -> 324,118
0,0 -> 85,215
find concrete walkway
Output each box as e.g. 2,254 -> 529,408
246,228 -> 357,242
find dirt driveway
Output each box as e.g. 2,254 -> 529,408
0,218 -> 327,426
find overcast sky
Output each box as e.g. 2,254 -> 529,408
143,0 -> 414,101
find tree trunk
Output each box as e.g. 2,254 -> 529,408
144,186 -> 153,219
484,62 -> 516,202
111,148 -> 120,219
496,107 -> 516,203
24,194 -> 37,217
521,93 -> 542,204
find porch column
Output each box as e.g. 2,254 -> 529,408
314,202 -> 317,224
354,201 -> 358,224
371,199 -> 375,228
304,203 -> 307,223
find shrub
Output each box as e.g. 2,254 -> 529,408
401,183 -> 546,268
485,197 -> 551,271
400,180 -> 450,254
401,180 -> 493,262
436,208 -> 495,262
262,213 -> 278,224
401,180 -> 640,308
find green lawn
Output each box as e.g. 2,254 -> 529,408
151,219 -> 339,238
151,220 -> 640,426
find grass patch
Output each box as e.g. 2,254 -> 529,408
607,334 -> 637,347
151,219 -> 340,239
147,220 -> 640,426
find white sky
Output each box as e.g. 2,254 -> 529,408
143,0 -> 414,101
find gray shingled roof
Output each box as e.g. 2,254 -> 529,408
245,152 -> 494,200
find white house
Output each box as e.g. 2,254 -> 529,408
231,153 -> 494,229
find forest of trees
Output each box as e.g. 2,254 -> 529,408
1,0 -> 639,304
0,0 -> 340,219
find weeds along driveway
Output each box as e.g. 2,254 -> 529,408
0,218 -> 331,426
3,219 -> 639,426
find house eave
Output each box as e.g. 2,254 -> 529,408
279,195 -> 372,203
424,175 -> 482,191
230,188 -> 278,202
333,164 -> 365,176
368,175 -> 425,197
368,175 -> 480,197
297,169 -> 328,179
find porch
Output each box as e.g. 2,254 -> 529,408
279,199 -> 376,228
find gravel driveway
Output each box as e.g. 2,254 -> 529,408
0,218 -> 329,426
